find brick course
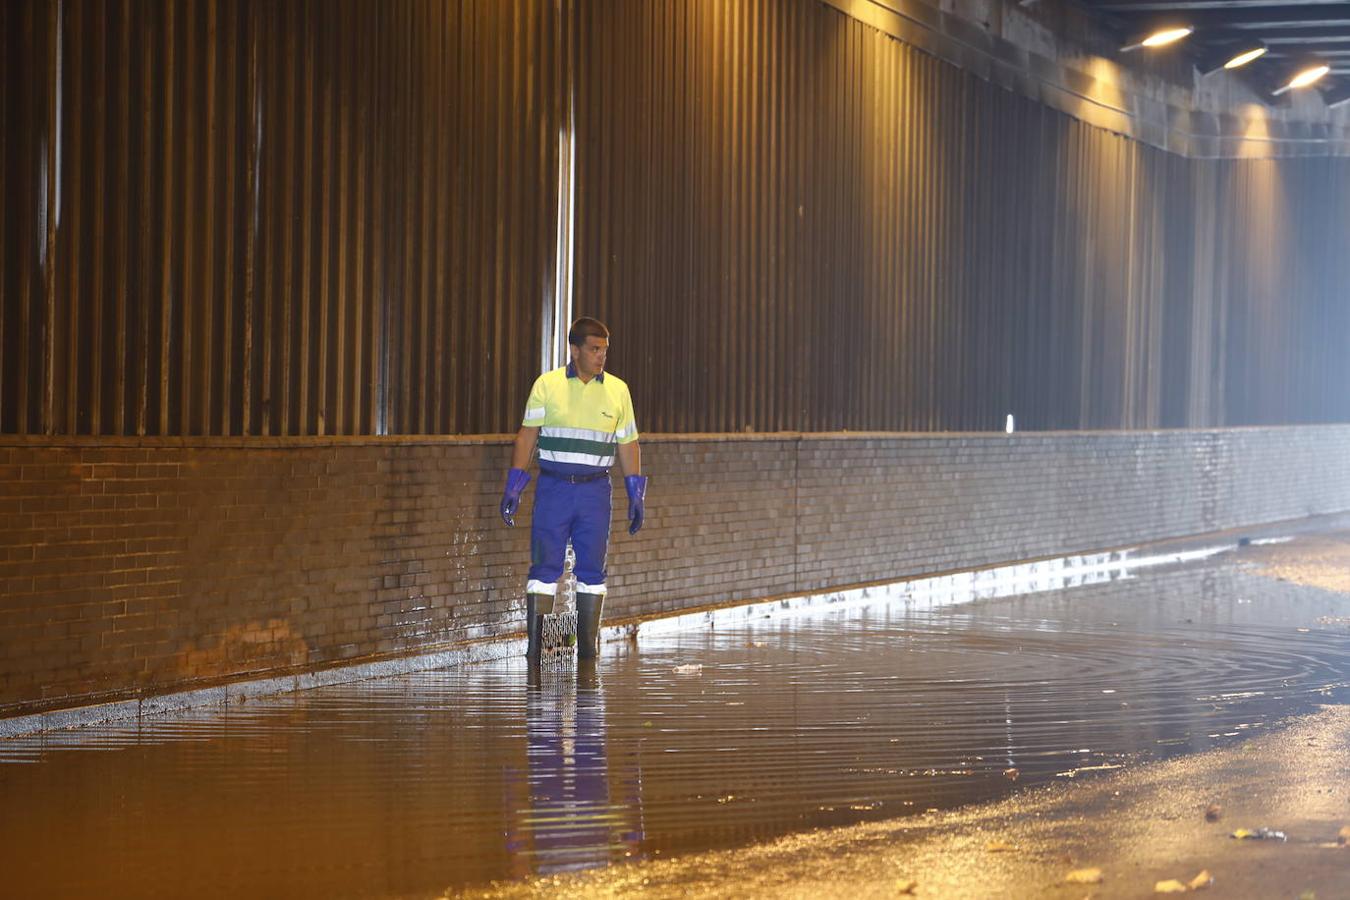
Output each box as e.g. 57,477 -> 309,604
2,426 -> 1349,716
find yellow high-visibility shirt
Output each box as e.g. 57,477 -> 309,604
522,363 -> 638,475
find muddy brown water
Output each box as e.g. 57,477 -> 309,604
3,559 -> 1350,898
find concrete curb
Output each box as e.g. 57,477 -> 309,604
0,639 -> 525,739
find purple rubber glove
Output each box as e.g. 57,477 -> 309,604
500,468 -> 532,527
624,474 -> 648,535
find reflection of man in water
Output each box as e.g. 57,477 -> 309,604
508,666 -> 643,875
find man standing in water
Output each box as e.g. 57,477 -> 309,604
499,317 -> 647,663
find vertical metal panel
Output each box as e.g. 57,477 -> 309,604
4,0 -> 1350,436
571,0 -> 1350,432
1,0 -> 562,436
1207,156 -> 1350,426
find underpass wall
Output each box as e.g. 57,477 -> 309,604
3,425 -> 1349,717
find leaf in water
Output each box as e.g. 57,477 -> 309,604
1188,869 -> 1213,890
1155,879 -> 1188,893
896,880 -> 918,895
1065,868 -> 1103,884
985,840 -> 1016,852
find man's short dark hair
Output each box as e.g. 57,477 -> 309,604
568,317 -> 610,347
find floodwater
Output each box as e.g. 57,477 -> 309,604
4,557 -> 1350,899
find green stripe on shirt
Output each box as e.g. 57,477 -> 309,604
538,435 -> 617,457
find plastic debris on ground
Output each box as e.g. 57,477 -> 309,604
1230,827 -> 1287,841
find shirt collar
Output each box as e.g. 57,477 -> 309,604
565,362 -> 604,383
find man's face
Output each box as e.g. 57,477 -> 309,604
571,335 -> 609,379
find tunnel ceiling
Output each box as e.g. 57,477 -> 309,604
1075,0 -> 1350,101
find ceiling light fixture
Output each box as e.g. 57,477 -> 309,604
1121,26 -> 1193,53
1273,63 -> 1330,96
1198,41 -> 1267,77
1223,45 -> 1267,70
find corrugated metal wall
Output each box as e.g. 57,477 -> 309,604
1198,158 -> 1350,427
572,0 -> 1350,432
3,0 -> 1348,436
1,0 -> 562,435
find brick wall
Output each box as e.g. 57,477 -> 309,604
3,426 -> 1349,716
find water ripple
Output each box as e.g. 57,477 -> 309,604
2,562 -> 1349,898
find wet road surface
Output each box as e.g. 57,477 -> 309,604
484,703 -> 1350,900
3,554 -> 1350,898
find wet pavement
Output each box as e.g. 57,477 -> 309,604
485,702 -> 1350,899
4,545 -> 1350,898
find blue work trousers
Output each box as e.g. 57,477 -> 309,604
529,473 -> 612,591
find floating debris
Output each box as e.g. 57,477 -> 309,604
1205,804 -> 1223,822
1155,879 -> 1187,893
672,664 -> 703,675
1002,768 -> 1020,781
985,840 -> 1016,853
1065,867 -> 1103,884
1188,869 -> 1213,889
1231,827 -> 1286,841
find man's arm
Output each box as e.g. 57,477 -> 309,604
500,427 -> 539,527
511,426 -> 540,470
617,439 -> 641,477
618,440 -> 646,535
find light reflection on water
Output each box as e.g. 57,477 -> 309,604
2,560 -> 1349,898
